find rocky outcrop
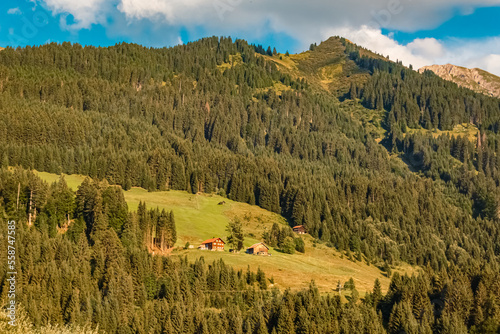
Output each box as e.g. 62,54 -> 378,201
418,64 -> 500,99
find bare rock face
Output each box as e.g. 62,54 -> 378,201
418,64 -> 500,99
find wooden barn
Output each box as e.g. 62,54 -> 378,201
246,242 -> 270,255
199,238 -> 225,251
293,225 -> 306,234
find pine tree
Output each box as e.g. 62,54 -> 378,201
226,218 -> 244,251
256,267 -> 267,290
168,211 -> 177,248
373,278 -> 383,308
276,302 -> 294,333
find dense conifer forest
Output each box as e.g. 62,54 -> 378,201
1,36 -> 500,332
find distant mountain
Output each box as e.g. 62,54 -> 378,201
419,63 -> 500,98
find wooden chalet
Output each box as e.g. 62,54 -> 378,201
199,238 -> 225,251
293,225 -> 306,234
246,242 -> 270,255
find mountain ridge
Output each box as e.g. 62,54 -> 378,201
418,63 -> 500,98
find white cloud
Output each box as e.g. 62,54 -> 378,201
407,38 -> 446,59
7,8 -> 22,15
471,54 -> 500,75
42,0 -> 114,29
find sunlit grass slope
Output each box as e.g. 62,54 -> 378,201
33,170 -> 418,293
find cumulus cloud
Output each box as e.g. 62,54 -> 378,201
37,0 -> 500,75
406,38 -> 446,59
42,0 -> 115,29
39,0 -> 500,35
471,54 -> 500,75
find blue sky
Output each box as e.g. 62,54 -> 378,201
383,6 -> 500,43
1,1 -> 500,75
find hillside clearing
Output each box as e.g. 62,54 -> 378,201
405,123 -> 479,142
32,169 -> 418,293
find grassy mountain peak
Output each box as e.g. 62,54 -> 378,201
261,36 -> 390,95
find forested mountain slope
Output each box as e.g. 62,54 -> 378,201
1,37 -> 499,270
1,36 -> 500,333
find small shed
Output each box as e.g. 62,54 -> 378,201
199,238 -> 225,251
246,242 -> 270,255
293,225 -> 306,234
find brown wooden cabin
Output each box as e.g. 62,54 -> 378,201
246,242 -> 270,255
293,225 -> 306,234
199,238 -> 225,251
